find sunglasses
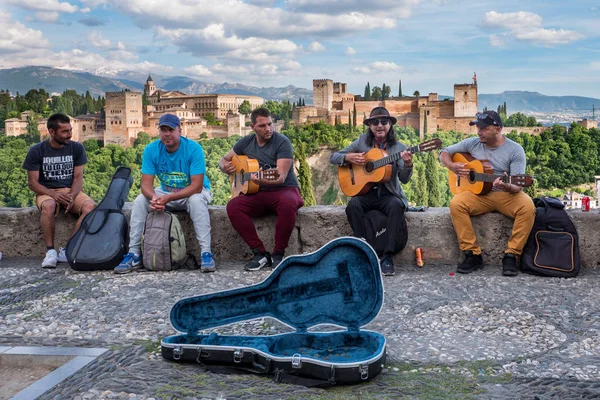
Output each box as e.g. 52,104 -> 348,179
475,112 -> 499,126
369,118 -> 390,126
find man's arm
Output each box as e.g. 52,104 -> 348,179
219,149 -> 237,175
330,139 -> 363,165
65,165 -> 85,212
439,150 -> 469,178
253,158 -> 291,186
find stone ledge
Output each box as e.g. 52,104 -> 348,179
1,205 -> 599,268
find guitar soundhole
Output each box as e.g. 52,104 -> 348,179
468,170 -> 476,183
365,162 -> 375,173
240,169 -> 245,184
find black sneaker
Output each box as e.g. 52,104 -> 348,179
244,249 -> 272,271
502,253 -> 519,277
380,255 -> 395,276
271,251 -> 285,268
456,251 -> 484,274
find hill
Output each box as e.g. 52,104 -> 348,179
479,91 -> 599,114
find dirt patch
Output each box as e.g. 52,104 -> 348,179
0,364 -> 58,400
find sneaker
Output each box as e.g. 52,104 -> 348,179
57,247 -> 68,263
502,253 -> 519,277
244,249 -> 272,271
114,253 -> 142,274
380,255 -> 395,276
42,249 -> 58,269
271,251 -> 285,268
201,252 -> 216,273
456,251 -> 484,274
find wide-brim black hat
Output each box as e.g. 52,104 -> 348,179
363,106 -> 397,126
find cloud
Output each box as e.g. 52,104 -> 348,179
32,11 -> 61,23
184,65 -> 213,77
87,0 -> 397,39
0,12 -> 51,53
155,23 -> 300,62
286,0 -> 420,18
4,0 -> 82,13
482,11 -> 584,46
488,34 -> 506,47
351,61 -> 401,74
78,17 -> 104,26
345,46 -> 356,56
308,41 -> 326,52
87,31 -> 112,50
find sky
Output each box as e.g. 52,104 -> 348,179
0,0 -> 599,97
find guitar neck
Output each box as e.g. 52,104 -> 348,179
372,144 -> 420,169
471,172 -> 514,183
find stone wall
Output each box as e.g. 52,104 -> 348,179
1,206 -> 599,269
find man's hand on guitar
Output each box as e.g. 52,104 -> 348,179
344,152 -> 366,165
493,173 -> 515,193
449,162 -> 469,177
250,169 -> 282,186
221,160 -> 236,175
400,150 -> 413,168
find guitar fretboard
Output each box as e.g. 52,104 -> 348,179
371,144 -> 421,169
470,172 -> 515,184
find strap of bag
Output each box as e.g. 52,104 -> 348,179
182,252 -> 200,269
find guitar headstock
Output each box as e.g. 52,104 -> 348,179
509,174 -> 534,187
260,168 -> 280,181
413,138 -> 443,153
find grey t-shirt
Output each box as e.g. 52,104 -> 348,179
22,140 -> 87,189
441,136 -> 526,175
233,132 -> 299,187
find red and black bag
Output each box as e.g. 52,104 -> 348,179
520,196 -> 580,278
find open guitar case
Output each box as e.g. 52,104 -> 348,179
161,237 -> 386,386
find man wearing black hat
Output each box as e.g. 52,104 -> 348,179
114,113 -> 215,274
439,110 -> 535,276
330,106 -> 413,276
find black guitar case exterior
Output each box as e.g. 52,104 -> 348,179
66,167 -> 133,271
161,237 -> 386,386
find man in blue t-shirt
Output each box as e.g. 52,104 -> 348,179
114,114 -> 215,274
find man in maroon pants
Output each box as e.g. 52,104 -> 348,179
219,107 -> 304,271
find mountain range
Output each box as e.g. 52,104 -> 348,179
0,66 -> 597,117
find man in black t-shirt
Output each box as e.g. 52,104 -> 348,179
22,113 -> 95,268
219,108 -> 304,271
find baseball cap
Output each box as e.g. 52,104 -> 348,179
469,110 -> 503,128
158,114 -> 180,129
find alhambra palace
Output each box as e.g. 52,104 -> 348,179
7,75 -> 585,146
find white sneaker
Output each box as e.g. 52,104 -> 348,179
57,247 -> 68,263
42,249 -> 58,269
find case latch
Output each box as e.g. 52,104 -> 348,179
359,363 -> 369,380
291,353 -> 302,369
173,346 -> 183,361
233,349 -> 244,363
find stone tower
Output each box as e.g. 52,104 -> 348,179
453,83 -> 478,117
144,74 -> 156,96
104,90 -> 143,147
313,79 -> 333,111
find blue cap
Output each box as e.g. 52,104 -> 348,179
158,114 -> 180,129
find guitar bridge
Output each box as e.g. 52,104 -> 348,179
349,164 -> 355,185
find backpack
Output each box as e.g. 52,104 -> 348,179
142,211 -> 187,271
66,167 -> 133,271
363,209 -> 407,257
520,196 -> 580,278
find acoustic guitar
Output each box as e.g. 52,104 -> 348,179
230,155 -> 280,197
448,152 -> 534,195
337,138 -> 442,197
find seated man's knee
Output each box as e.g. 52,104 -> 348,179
81,201 -> 95,215
40,199 -> 57,215
188,193 -> 208,209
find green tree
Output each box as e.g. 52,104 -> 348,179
413,90 -> 420,97
238,100 -> 252,115
398,79 -> 402,97
382,83 -> 391,100
364,82 -> 371,100
352,103 -> 357,127
25,113 -> 40,144
371,86 -> 382,101
423,112 -> 427,135
294,141 -> 316,206
425,152 -> 443,206
142,88 -> 152,106
204,112 -> 218,125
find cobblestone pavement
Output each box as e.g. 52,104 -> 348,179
2,257 -> 600,399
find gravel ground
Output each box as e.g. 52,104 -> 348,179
1,256 -> 600,399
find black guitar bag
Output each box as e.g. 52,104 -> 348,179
66,167 -> 133,271
162,237 -> 386,386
